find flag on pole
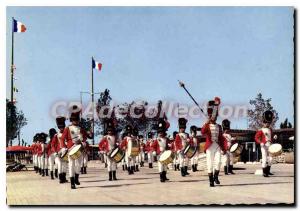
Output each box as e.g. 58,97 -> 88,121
13,19 -> 26,33
92,58 -> 102,71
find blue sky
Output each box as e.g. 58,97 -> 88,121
6,7 -> 294,144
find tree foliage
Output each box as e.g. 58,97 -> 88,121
247,93 -> 279,130
6,99 -> 27,147
280,118 -> 293,129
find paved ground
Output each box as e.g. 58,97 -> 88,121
6,162 -> 294,205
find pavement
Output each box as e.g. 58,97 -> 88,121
6,162 -> 294,205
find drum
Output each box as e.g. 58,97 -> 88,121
159,150 -> 175,165
109,147 -> 125,163
183,144 -> 197,158
268,143 -> 282,157
69,144 -> 83,160
128,139 -> 139,157
198,142 -> 205,153
60,149 -> 69,162
229,143 -> 243,156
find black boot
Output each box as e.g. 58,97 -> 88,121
63,173 -> 68,183
163,171 -> 169,181
128,167 -> 131,175
149,163 -> 153,168
70,177 -> 76,189
105,163 -> 108,168
160,172 -> 165,182
84,167 -> 87,174
74,174 -> 80,185
42,169 -> 45,177
195,164 -> 198,171
141,161 -> 144,167
192,165 -> 196,172
55,169 -> 58,178
122,165 -> 125,171
177,164 -> 180,171
50,171 -> 54,180
59,173 -> 63,184
267,166 -> 273,175
185,166 -> 190,175
136,165 -> 139,172
181,167 -> 186,177
125,164 -> 128,170
214,170 -> 220,184
209,173 -> 214,187
224,166 -> 228,175
80,167 -> 83,174
45,169 -> 49,176
109,171 -> 112,181
229,165 -> 235,174
263,167 -> 269,177
112,171 -> 117,180
39,168 -> 42,175
131,166 -> 135,174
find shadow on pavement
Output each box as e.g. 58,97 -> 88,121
219,181 -> 292,187
78,182 -> 150,189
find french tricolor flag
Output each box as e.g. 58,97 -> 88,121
13,19 -> 26,33
92,58 -> 102,71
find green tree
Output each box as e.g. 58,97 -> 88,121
280,118 -> 293,129
247,93 -> 279,130
6,99 -> 27,147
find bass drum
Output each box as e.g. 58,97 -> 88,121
229,143 -> 243,156
268,143 -> 282,157
69,144 -> 83,160
60,149 -> 69,162
198,142 -> 205,153
183,144 -> 197,158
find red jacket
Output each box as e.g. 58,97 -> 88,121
255,128 -> 273,145
152,137 -> 171,155
60,125 -> 90,149
49,135 -> 60,154
36,143 -> 42,156
145,139 -> 155,152
31,143 -> 36,155
98,135 -> 117,153
201,123 -> 227,152
174,133 -> 193,151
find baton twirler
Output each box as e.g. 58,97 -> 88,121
178,80 -> 207,117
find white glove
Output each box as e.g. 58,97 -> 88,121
260,143 -> 264,147
61,148 -> 67,155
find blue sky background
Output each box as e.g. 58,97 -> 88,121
6,7 -> 294,145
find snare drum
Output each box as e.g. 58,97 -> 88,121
268,143 -> 282,157
128,139 -> 139,157
183,144 -> 197,158
69,144 -> 83,160
109,147 -> 125,163
159,150 -> 175,165
60,149 -> 69,162
229,143 -> 243,156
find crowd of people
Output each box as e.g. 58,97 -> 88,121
30,98 -> 277,189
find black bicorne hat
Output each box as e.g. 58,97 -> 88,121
222,119 -> 230,130
173,131 -> 178,138
49,128 -> 57,138
190,125 -> 197,133
263,110 -> 274,123
69,105 -> 81,121
56,116 -> 66,128
157,119 -> 167,133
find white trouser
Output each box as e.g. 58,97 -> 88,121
48,153 -> 57,171
68,154 -> 83,177
261,145 -> 272,168
33,155 -> 37,166
191,152 -> 199,165
82,153 -> 88,167
56,157 -> 67,174
178,152 -> 189,168
40,155 -> 46,169
157,154 -> 167,173
173,153 -> 179,165
127,156 -> 136,167
222,151 -> 234,166
107,157 -> 117,172
103,153 -> 107,164
138,151 -> 145,163
148,151 -> 153,163
206,142 -> 222,173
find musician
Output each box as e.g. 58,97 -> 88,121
170,131 -> 179,171
255,110 -> 275,177
132,127 -> 140,172
175,118 -> 192,177
38,133 -> 48,177
190,126 -> 200,172
152,119 -> 170,182
120,125 -> 136,175
99,119 -> 118,181
201,98 -> 227,187
138,135 -> 145,167
48,128 -> 58,180
145,132 -> 155,168
36,134 -> 42,175
60,105 -> 93,189
32,134 -> 38,173
81,141 -> 90,174
221,119 -> 235,175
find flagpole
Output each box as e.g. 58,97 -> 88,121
11,17 -> 14,103
91,57 -> 95,146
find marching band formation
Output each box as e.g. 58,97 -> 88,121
30,98 -> 281,189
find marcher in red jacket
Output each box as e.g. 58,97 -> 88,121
201,97 -> 227,187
